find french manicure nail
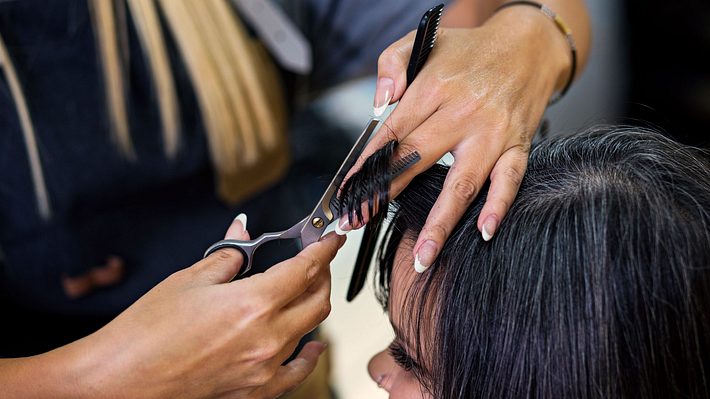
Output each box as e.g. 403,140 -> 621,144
482,216 -> 498,241
373,77 -> 394,117
335,217 -> 352,236
234,213 -> 248,231
414,240 -> 437,273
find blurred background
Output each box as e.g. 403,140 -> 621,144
1,0 -> 708,398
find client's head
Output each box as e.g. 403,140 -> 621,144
365,128 -> 710,398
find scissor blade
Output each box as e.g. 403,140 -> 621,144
300,118 -> 380,247
333,118 -> 380,191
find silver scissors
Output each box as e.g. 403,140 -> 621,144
204,118 -> 382,275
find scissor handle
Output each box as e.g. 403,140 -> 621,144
203,217 -> 308,277
203,239 -> 259,276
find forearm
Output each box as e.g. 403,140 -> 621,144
0,343 -> 96,398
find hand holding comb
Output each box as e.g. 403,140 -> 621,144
346,3 -> 445,302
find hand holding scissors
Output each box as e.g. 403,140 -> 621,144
203,118 -> 420,275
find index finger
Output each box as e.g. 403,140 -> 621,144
342,74 -> 439,195
376,29 -> 416,105
239,233 -> 345,307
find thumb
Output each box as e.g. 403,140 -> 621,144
373,31 -> 416,117
195,213 -> 251,284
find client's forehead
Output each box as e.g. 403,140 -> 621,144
389,238 -> 419,322
389,237 -> 438,363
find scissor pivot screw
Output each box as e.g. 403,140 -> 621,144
312,217 -> 325,229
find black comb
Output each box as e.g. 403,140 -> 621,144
346,5 -> 443,302
345,151 -> 421,302
406,3 -> 444,86
346,6 -> 442,302
329,151 -> 421,213
390,151 -> 422,179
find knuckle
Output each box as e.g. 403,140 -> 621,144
299,254 -> 321,284
516,141 -> 532,153
451,173 -> 479,204
377,47 -> 399,70
247,367 -> 277,387
250,338 -> 282,364
235,297 -> 268,322
423,223 -> 449,242
426,76 -> 446,100
213,248 -> 239,264
502,165 -> 524,186
317,299 -> 332,322
489,121 -> 511,139
453,98 -> 482,120
477,109 -> 512,137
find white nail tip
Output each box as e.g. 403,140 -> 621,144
373,103 -> 388,117
482,225 -> 493,242
235,213 -> 248,230
373,91 -> 392,117
335,223 -> 348,236
414,254 -> 430,273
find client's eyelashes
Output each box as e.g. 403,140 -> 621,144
388,341 -> 418,372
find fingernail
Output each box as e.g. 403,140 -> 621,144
321,231 -> 339,242
482,216 -> 498,241
335,217 -> 352,236
414,240 -> 437,273
234,213 -> 247,232
373,77 -> 394,116
350,217 -> 366,231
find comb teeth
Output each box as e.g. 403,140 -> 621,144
329,151 -> 422,213
406,3 -> 444,86
390,151 -> 421,179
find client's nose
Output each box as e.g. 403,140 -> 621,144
368,349 -> 395,392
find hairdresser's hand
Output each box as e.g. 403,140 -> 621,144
361,7 -> 572,271
38,217 -> 345,399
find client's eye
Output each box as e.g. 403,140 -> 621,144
388,341 -> 417,372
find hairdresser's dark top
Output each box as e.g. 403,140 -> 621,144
0,0 -> 440,356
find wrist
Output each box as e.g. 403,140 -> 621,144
485,4 -> 572,96
0,344 -> 93,399
32,332 -> 130,399
31,341 -> 99,398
